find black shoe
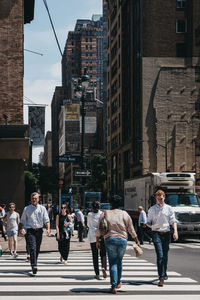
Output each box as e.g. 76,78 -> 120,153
164,273 -> 168,280
149,238 -> 152,244
32,267 -> 37,275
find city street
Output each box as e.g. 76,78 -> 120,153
0,233 -> 199,300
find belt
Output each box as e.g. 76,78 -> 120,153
153,231 -> 170,235
27,228 -> 42,231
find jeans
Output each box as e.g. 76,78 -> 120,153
152,231 -> 171,280
105,236 -> 127,289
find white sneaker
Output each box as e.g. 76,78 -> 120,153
13,253 -> 18,258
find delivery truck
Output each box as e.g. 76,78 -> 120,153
124,172 -> 200,238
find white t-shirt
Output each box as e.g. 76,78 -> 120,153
87,210 -> 102,243
6,211 -> 19,231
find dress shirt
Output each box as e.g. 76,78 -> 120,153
20,204 -> 49,230
147,203 -> 176,232
77,210 -> 85,225
138,210 -> 147,226
87,210 -> 102,243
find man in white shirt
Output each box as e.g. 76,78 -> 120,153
147,189 -> 178,287
19,192 -> 50,275
138,206 -> 152,245
77,207 -> 85,242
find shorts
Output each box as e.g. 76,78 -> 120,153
7,230 -> 18,237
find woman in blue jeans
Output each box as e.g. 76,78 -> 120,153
97,196 -> 140,294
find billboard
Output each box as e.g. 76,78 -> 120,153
28,106 -> 45,146
66,104 -> 79,121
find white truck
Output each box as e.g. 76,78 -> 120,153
124,172 -> 200,238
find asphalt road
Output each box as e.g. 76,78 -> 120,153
127,238 -> 200,283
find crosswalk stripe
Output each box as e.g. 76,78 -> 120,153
0,277 -> 196,283
1,296 -> 200,300
0,284 -> 199,292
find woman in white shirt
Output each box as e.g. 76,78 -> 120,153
3,202 -> 20,257
87,201 -> 107,279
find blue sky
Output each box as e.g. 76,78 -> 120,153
24,0 -> 102,161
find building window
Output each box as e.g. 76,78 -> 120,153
176,43 -> 187,57
176,20 -> 187,33
176,0 -> 186,9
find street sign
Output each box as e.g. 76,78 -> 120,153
58,154 -> 80,163
75,169 -> 92,177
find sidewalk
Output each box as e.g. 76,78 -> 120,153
0,229 -> 90,254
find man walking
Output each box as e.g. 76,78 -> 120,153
77,207 -> 85,242
147,189 -> 178,287
138,206 -> 152,245
19,192 -> 50,275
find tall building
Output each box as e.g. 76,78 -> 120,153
106,0 -> 200,197
62,17 -> 104,102
43,131 -> 52,167
0,0 -> 35,212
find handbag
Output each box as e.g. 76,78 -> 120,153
98,211 -> 109,236
133,244 -> 143,258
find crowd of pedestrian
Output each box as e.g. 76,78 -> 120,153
0,188 -> 178,293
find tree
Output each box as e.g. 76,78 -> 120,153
24,171 -> 37,206
86,154 -> 107,192
38,165 -> 58,196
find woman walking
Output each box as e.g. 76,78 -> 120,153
97,196 -> 140,294
56,204 -> 73,264
3,202 -> 20,257
87,201 -> 107,279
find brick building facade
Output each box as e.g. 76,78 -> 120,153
0,0 -> 34,212
106,0 -> 200,196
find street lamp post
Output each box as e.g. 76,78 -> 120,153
73,69 -> 90,205
81,92 -> 86,170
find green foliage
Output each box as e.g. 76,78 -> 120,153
24,171 -> 37,205
87,154 -> 107,192
38,165 -> 58,195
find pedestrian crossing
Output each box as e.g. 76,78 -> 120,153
0,250 -> 199,300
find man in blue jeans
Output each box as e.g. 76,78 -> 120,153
147,189 -> 178,287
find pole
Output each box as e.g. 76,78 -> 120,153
165,133 -> 168,172
81,92 -> 87,207
81,93 -> 86,170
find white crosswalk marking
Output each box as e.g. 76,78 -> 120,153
0,250 -> 199,299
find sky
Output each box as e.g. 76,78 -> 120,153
23,0 -> 103,162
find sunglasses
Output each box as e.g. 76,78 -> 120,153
9,206 -> 15,209
61,207 -> 67,209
